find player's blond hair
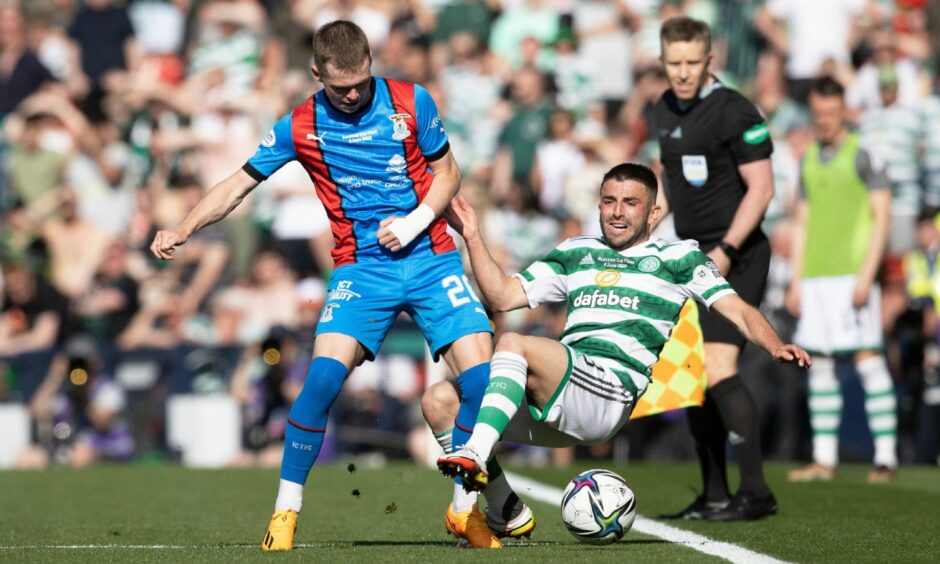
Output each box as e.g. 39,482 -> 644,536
313,20 -> 371,74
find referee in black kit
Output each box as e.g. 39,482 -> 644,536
653,17 -> 777,521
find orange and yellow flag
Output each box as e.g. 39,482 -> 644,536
631,299 -> 706,419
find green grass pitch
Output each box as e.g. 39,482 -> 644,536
0,462 -> 937,563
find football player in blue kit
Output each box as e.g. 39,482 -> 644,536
150,20 -> 531,550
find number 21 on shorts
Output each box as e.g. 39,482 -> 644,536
442,275 -> 481,307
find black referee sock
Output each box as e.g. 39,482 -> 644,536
687,398 -> 730,503
709,375 -> 770,497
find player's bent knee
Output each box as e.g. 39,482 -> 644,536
495,332 -> 526,354
421,381 -> 459,426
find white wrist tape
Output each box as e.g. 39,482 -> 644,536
387,203 -> 435,248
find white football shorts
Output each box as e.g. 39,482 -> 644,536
793,274 -> 883,355
502,345 -> 646,447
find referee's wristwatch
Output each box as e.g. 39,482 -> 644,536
717,240 -> 740,263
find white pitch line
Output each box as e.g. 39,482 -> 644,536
505,471 -> 790,564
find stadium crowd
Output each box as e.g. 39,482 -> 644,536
1,0 -> 939,470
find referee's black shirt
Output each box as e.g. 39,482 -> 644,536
652,81 -> 773,250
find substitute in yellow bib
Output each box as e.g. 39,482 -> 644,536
786,77 -> 898,484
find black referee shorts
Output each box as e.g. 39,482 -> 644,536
696,235 -> 770,348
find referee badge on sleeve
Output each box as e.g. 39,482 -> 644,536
681,155 -> 708,187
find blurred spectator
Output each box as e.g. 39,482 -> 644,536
847,25 -> 925,112
929,0 -> 940,72
923,84 -> 940,208
755,0 -> 867,104
550,26 -> 591,115
490,66 -> 552,202
205,249 -> 299,345
186,0 -> 268,107
753,51 -> 810,141
481,182 -> 559,275
41,188 -> 114,300
147,181 -> 231,326
229,327 -> 306,467
6,110 -> 67,221
333,353 -> 422,459
128,0 -> 187,60
17,335 -> 134,468
857,64 -> 924,253
436,31 -> 502,175
531,109 -> 584,213
488,0 -> 558,70
153,102 -> 261,277
572,0 -> 639,120
0,261 -> 71,356
618,66 -> 669,150
68,0 -> 139,120
891,0 -> 930,64
903,210 -> 940,464
26,8 -> 89,100
263,161 -> 333,279
626,0 -> 671,66
712,0 -> 765,84
74,240 -> 140,347
430,0 -> 495,48
307,0 -> 391,54
0,3 -> 56,117
0,198 -> 42,261
116,272 -> 180,351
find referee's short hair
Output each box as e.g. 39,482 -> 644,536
313,21 -> 372,73
601,163 -> 658,200
660,16 -> 711,53
809,76 -> 845,99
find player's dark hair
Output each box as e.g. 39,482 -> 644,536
660,16 -> 711,53
810,76 -> 845,99
313,20 -> 371,73
600,163 -> 658,199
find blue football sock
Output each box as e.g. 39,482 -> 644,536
452,362 -> 490,451
280,357 -> 348,485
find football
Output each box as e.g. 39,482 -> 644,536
560,469 -> 637,545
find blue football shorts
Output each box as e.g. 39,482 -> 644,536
315,251 -> 493,359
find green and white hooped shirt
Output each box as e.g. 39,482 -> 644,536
514,236 -> 735,390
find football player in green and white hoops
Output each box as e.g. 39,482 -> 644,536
430,163 -> 810,491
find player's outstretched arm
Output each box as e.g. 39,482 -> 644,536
378,150 -> 461,251
444,195 -> 528,312
711,293 -> 812,368
150,169 -> 259,260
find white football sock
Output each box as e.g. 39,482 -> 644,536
808,356 -> 840,468
857,355 -> 898,468
466,352 -> 528,462
274,478 -> 304,513
453,484 -> 479,513
433,427 -> 453,455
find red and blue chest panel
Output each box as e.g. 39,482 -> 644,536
244,77 -> 455,266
